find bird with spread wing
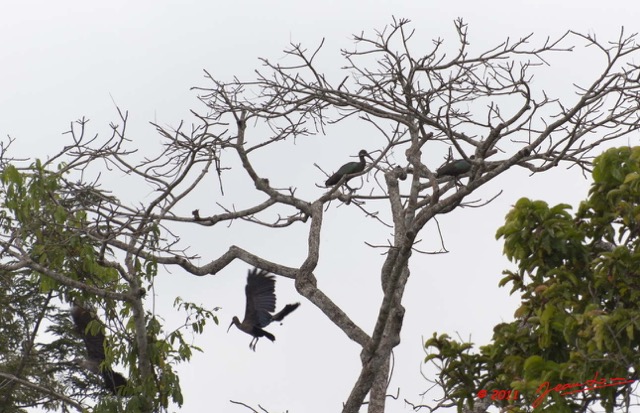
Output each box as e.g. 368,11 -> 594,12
227,269 -> 300,351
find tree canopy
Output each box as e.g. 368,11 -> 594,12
425,146 -> 640,413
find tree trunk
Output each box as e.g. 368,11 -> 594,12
367,355 -> 390,413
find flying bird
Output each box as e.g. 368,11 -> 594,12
227,268 -> 300,351
325,149 -> 373,188
71,303 -> 128,395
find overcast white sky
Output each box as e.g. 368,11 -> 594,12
1,1 -> 639,412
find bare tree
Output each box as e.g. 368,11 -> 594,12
1,18 -> 640,413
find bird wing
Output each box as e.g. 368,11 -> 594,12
326,161 -> 363,186
244,268 -> 277,328
336,162 -> 362,177
436,159 -> 471,177
71,303 -> 106,363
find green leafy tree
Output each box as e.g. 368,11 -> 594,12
0,160 -> 218,413
424,147 -> 640,413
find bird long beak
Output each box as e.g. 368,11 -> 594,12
227,321 -> 234,333
365,152 -> 374,161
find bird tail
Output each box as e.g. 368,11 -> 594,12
101,368 -> 128,395
263,331 -> 276,342
325,175 -> 339,186
272,302 -> 300,322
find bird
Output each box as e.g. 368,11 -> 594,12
325,149 -> 373,187
227,268 -> 300,351
435,155 -> 475,178
71,303 -> 129,395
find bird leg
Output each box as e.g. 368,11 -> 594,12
249,337 -> 258,352
454,177 -> 469,189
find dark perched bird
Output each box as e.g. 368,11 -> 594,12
71,303 -> 128,395
227,268 -> 300,351
435,156 -> 475,178
325,150 -> 373,187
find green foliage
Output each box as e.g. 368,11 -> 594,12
424,147 -> 640,412
424,334 -> 491,411
585,146 -> 640,245
0,162 -> 220,412
1,163 -> 118,294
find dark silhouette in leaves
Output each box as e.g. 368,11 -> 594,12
70,303 -> 128,395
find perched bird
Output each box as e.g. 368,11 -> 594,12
71,303 -> 128,395
435,156 -> 475,178
227,268 -> 300,351
325,150 -> 373,187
